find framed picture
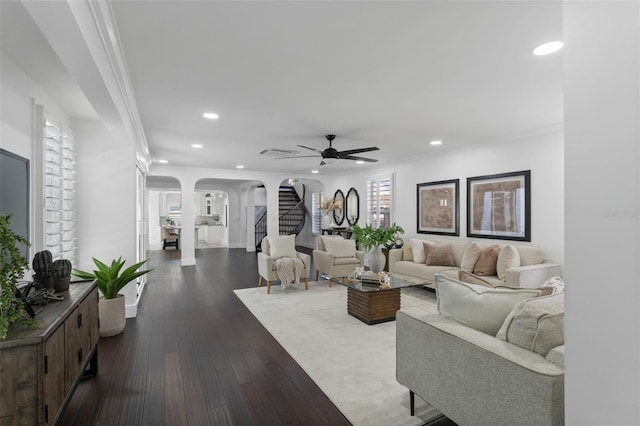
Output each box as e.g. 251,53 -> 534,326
417,179 -> 459,236
467,170 -> 530,241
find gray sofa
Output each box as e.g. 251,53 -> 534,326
396,274 -> 565,426
389,237 -> 561,288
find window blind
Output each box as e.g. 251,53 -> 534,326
44,118 -> 76,263
366,174 -> 393,228
311,192 -> 323,235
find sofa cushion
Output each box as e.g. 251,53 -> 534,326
515,246 -> 545,266
459,270 -> 493,287
402,243 -> 413,261
435,274 -> 541,336
460,241 -> 482,272
410,239 -> 426,263
496,245 -> 521,281
423,241 -> 455,267
496,294 -> 564,357
545,345 -> 565,368
395,261 -> 457,283
318,235 -> 342,251
473,245 -> 500,276
268,235 -> 297,258
323,237 -> 356,258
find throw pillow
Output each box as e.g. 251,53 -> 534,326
410,239 -> 426,263
423,241 -> 455,267
542,276 -> 565,294
473,245 -> 500,276
460,242 -> 482,272
268,235 -> 297,259
323,238 -> 356,258
435,274 -> 541,336
496,245 -> 521,281
459,270 -> 494,287
496,293 -> 565,357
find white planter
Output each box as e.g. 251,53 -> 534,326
322,213 -> 334,229
99,294 -> 126,337
366,245 -> 386,273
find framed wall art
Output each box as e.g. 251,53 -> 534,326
417,179 -> 459,236
467,170 -> 530,241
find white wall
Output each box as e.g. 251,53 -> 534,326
1,51 -> 71,258
74,118 -> 138,316
326,132 -> 564,264
564,2 -> 640,424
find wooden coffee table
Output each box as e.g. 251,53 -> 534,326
323,273 -> 427,325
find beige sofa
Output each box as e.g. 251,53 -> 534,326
388,237 -> 561,289
396,274 -> 565,425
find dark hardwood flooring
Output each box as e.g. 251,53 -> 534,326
59,247 -> 455,426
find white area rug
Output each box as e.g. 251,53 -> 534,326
234,281 -> 443,426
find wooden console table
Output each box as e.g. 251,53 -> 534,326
0,280 -> 99,425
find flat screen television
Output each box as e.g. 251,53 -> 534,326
0,148 -> 30,259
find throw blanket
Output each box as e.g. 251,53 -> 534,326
275,257 -> 305,289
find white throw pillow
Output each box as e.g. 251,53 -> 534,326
496,244 -> 521,281
268,235 -> 297,258
410,239 -> 426,263
323,238 -> 356,258
542,276 -> 565,294
435,274 -> 541,336
460,242 -> 481,271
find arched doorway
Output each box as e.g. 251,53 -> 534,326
147,176 -> 181,251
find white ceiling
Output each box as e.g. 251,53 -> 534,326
2,1 -> 563,175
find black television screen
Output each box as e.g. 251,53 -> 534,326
0,148 -> 30,259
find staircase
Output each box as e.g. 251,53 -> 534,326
255,185 -> 306,251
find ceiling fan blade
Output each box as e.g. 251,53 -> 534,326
337,147 -> 380,156
341,155 -> 378,162
297,145 -> 324,154
275,155 -> 321,159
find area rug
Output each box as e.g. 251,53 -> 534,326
234,281 -> 443,426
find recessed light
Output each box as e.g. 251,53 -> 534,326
236,165 -> 244,169
430,140 -> 443,146
311,170 -> 319,174
203,112 -> 219,119
158,159 -> 168,164
533,41 -> 563,56
356,161 -> 365,165
191,144 -> 203,148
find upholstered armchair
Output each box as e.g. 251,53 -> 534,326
257,235 -> 311,294
161,225 -> 180,250
312,235 -> 364,283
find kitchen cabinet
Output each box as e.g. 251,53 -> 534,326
0,281 -> 99,425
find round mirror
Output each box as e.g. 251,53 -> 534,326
332,189 -> 345,226
346,187 -> 359,226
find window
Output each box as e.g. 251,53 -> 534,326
36,105 -> 77,264
366,174 -> 394,228
311,192 -> 323,235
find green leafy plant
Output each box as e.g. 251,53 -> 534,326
352,223 -> 405,252
72,257 -> 152,300
0,213 -> 37,339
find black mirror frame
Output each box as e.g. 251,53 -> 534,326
332,189 -> 345,226
346,187 -> 359,226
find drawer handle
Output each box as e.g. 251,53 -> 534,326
78,312 -> 83,328
78,348 -> 83,363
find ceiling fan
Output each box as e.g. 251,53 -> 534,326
277,134 -> 379,166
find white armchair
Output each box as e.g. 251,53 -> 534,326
312,235 -> 364,283
257,235 -> 311,294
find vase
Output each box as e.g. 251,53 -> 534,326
365,245 -> 386,273
322,212 -> 334,229
53,276 -> 70,293
99,294 -> 126,337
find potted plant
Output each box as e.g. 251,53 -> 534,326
52,259 -> 72,293
352,223 -> 404,272
72,257 -> 152,337
0,213 -> 38,339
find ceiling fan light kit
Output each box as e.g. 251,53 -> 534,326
275,134 -> 379,166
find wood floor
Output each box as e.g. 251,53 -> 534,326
59,247 -> 456,426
